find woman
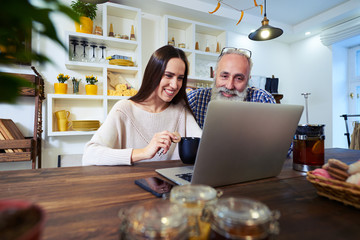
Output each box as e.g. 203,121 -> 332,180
82,45 -> 202,165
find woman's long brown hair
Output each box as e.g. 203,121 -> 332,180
130,45 -> 193,115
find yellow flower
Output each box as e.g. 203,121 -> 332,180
85,75 -> 98,85
57,73 -> 70,83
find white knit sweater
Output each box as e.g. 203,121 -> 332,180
82,100 -> 202,166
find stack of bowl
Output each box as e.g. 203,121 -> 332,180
72,120 -> 100,131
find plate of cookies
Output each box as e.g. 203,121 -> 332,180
307,159 -> 360,209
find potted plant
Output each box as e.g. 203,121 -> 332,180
71,0 -> 97,34
85,75 -> 98,95
55,74 -> 70,94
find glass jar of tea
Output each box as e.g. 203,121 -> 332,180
118,200 -> 188,240
170,184 -> 223,240
203,197 -> 280,240
293,124 -> 325,172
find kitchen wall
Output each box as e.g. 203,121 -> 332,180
0,1 -> 346,170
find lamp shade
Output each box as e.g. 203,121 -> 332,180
248,16 -> 283,41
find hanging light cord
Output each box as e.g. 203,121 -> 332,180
209,0 -> 264,25
264,0 -> 267,17
220,0 -> 264,13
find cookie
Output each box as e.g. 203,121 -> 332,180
348,160 -> 360,175
172,132 -> 181,143
325,165 -> 350,181
328,158 -> 349,171
346,172 -> 360,185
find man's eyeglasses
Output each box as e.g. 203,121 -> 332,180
220,47 -> 252,58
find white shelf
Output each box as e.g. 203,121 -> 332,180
107,65 -> 139,74
49,130 -> 96,137
164,15 -> 227,82
65,61 -> 104,71
48,93 -> 104,100
48,3 -> 142,137
106,96 -> 130,101
65,60 -> 140,73
188,76 -> 214,82
67,31 -> 139,50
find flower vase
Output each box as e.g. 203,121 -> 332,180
75,16 -> 93,34
85,84 -> 97,95
72,80 -> 80,94
54,83 -> 68,94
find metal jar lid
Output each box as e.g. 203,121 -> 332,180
295,124 -> 325,137
170,184 -> 221,205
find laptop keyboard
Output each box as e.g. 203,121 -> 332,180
176,172 -> 193,182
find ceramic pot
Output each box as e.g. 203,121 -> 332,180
75,16 -> 93,34
0,199 -> 46,240
54,83 -> 67,94
85,84 -> 97,95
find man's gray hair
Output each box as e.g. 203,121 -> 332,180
214,48 -> 253,79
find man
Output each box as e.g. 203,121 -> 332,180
188,47 -> 276,129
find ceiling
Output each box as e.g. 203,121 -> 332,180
114,0 -> 360,44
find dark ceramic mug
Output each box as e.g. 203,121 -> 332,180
178,137 -> 200,164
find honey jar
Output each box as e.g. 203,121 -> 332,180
203,197 -> 280,240
170,184 -> 222,240
118,200 -> 188,239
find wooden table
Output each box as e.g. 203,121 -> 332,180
1,148 -> 360,240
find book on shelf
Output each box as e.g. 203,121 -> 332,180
0,119 -> 25,153
0,130 -> 13,153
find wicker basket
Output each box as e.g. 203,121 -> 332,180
307,171 -> 360,209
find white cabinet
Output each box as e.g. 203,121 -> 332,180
164,15 -> 227,83
47,3 -> 141,136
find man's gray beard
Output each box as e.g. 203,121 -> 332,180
211,85 -> 248,102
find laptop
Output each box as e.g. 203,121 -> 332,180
156,100 -> 303,187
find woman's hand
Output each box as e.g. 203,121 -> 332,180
131,131 -> 180,162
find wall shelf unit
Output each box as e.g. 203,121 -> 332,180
47,3 -> 141,137
164,15 -> 227,83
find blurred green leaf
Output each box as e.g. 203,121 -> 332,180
0,0 -> 81,103
0,73 -> 32,103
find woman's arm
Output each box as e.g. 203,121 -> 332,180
82,104 -> 133,165
131,131 -> 180,163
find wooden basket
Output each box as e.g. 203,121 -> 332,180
307,171 -> 360,209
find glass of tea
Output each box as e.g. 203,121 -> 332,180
293,124 -> 325,172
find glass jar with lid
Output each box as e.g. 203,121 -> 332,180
170,184 -> 223,240
203,197 -> 280,240
118,200 -> 188,240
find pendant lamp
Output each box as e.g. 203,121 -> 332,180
248,0 -> 283,41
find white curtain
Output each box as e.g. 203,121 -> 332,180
350,122 -> 360,150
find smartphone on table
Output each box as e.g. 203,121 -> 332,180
135,177 -> 174,198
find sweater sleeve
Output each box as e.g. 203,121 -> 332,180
82,101 -> 133,166
185,108 -> 202,138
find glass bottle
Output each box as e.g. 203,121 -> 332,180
70,39 -> 79,61
99,45 -> 107,63
90,44 -> 97,62
80,40 -> 88,62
